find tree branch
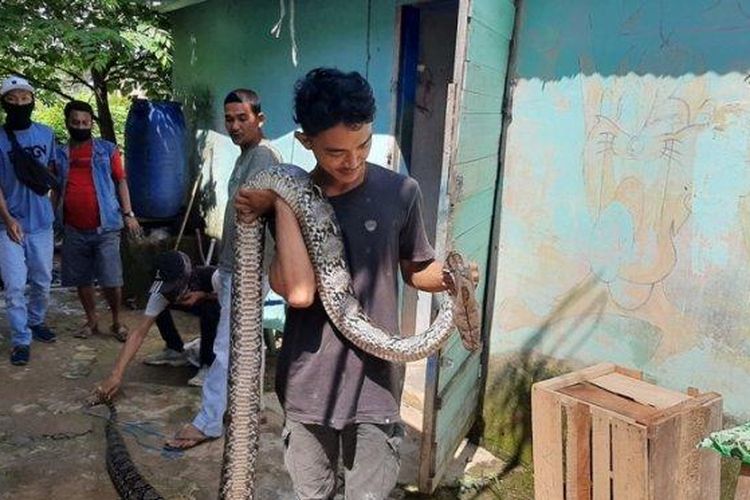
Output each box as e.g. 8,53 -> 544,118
50,64 -> 94,91
3,46 -> 94,92
103,57 -> 139,84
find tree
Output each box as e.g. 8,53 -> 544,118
0,0 -> 172,143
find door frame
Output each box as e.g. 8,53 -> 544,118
417,0 -> 472,492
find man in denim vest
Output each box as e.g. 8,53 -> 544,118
56,100 -> 142,342
0,76 -> 58,366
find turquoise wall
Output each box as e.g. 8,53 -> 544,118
493,0 -> 750,418
169,0 -> 403,236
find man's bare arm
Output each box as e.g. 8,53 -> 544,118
235,188 -> 316,308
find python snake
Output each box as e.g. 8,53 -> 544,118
220,164 -> 481,499
102,400 -> 164,499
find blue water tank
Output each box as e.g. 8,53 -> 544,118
125,100 -> 187,218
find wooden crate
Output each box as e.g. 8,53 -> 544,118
531,363 -> 722,500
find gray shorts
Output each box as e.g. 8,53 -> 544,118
282,419 -> 404,500
61,226 -> 123,288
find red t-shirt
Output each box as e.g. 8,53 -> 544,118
63,141 -> 126,230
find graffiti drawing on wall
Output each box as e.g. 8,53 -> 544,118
577,70 -> 712,356
497,45 -> 732,359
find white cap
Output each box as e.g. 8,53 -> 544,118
1,76 -> 34,96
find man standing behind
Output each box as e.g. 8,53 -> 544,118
164,89 -> 283,450
0,76 -> 58,366
57,100 -> 141,342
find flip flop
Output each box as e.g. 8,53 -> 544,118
163,424 -> 215,451
110,324 -> 129,343
74,323 -> 99,339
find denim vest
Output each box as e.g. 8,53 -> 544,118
57,138 -> 124,232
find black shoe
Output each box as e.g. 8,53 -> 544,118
10,345 -> 30,365
30,324 -> 57,343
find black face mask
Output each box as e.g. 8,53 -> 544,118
67,127 -> 92,142
2,101 -> 34,130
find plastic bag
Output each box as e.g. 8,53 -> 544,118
699,422 -> 750,464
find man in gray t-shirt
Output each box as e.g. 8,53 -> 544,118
165,89 -> 282,451
236,69 -> 469,499
218,139 -> 279,273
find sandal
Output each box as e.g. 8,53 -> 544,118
110,323 -> 129,342
74,323 -> 99,339
163,423 -> 215,451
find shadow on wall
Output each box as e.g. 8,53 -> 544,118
175,85 -> 217,215
483,275 -> 606,473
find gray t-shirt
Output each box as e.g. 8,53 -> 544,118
218,139 -> 282,271
276,164 -> 435,429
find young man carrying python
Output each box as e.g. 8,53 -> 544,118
230,67 -> 480,500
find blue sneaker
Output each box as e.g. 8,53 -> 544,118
10,345 -> 30,365
30,324 -> 57,343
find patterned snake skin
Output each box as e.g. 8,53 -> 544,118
219,164 -> 481,499
103,401 -> 164,500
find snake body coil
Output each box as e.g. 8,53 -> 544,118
104,401 -> 164,500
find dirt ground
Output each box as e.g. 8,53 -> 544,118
0,286 -> 522,500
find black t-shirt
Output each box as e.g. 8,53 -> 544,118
275,164 -> 435,429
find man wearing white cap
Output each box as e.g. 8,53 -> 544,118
0,76 -> 58,366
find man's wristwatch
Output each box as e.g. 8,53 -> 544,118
123,210 -> 135,218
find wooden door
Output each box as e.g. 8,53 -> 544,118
418,0 -> 516,492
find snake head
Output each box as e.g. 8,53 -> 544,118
444,251 -> 482,352
85,389 -> 108,408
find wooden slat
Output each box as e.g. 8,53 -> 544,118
535,363 -> 616,391
455,155 -> 500,201
648,411 -> 681,499
676,398 -> 719,500
470,0 -> 515,40
611,420 -> 648,500
433,356 -> 482,470
645,392 -> 723,427
436,336 -> 475,394
462,90 -> 503,114
558,383 -> 659,424
467,19 -> 512,71
737,465 -> 750,500
432,382 -> 481,486
591,409 -> 611,500
453,187 -> 495,236
614,365 -> 644,380
532,386 -> 564,500
455,113 -> 503,164
453,218 -> 493,263
589,373 -> 691,409
699,396 -> 723,500
454,216 -> 493,262
649,394 -> 721,499
462,61 -> 507,98
564,402 -> 592,500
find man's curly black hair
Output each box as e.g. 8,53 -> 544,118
293,68 -> 376,136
